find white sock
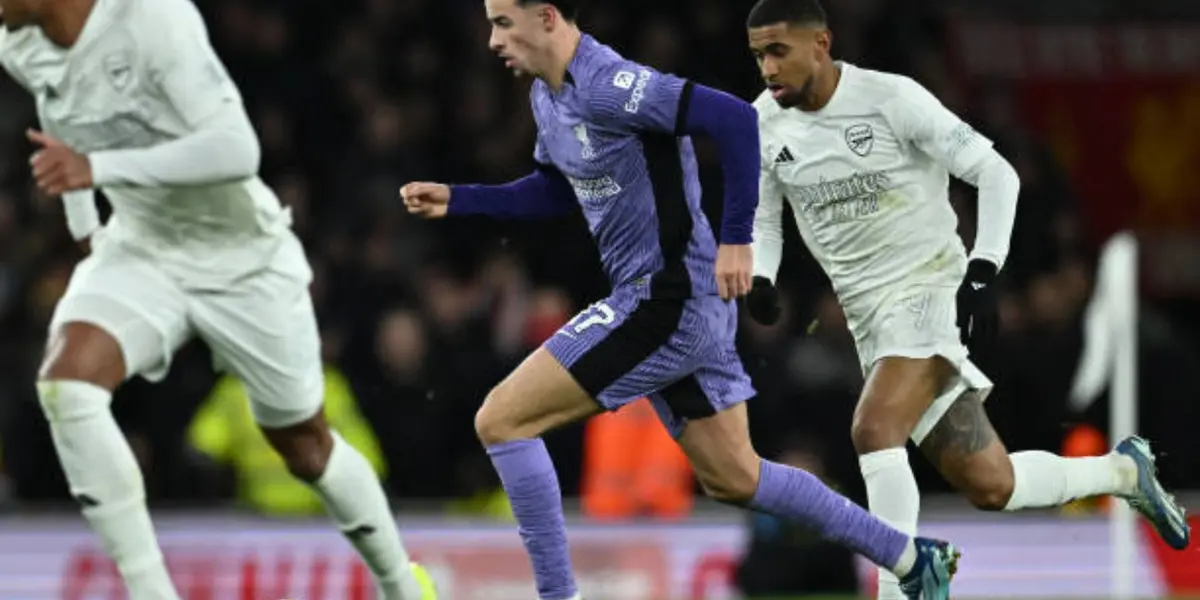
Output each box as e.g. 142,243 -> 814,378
312,431 -> 422,600
37,380 -> 179,600
1004,450 -> 1138,511
860,448 -> 920,597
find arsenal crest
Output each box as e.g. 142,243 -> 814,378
845,123 -> 874,157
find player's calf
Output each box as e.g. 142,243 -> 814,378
677,404 -> 949,587
921,392 -> 1141,514
37,322 -> 180,599
475,348 -> 603,600
259,411 -> 427,599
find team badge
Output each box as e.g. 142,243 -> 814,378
845,123 -> 874,157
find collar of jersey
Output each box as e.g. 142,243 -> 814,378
793,61 -> 855,120
561,33 -> 601,89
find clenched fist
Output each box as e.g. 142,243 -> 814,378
28,129 -> 93,197
400,182 -> 450,219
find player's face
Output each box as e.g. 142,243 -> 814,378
485,0 -> 553,77
748,22 -> 832,108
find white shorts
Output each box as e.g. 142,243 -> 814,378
48,232 -> 323,428
847,283 -> 994,445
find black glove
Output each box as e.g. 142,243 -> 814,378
745,276 -> 781,325
956,259 -> 1000,356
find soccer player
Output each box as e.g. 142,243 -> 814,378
743,0 -> 1192,597
0,0 -> 435,598
403,1 -> 960,598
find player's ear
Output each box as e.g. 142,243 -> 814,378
814,28 -> 832,57
538,4 -> 556,31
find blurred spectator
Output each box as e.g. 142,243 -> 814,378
581,398 -> 693,521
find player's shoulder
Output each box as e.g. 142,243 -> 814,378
847,64 -> 937,109
570,34 -> 655,102
572,35 -> 629,78
126,0 -> 207,45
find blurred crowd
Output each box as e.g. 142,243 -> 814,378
0,0 -> 1198,518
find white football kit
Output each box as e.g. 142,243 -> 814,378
752,63 -> 1019,443
0,0 -> 320,426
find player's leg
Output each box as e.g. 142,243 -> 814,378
474,347 -> 600,600
919,382 -> 1189,549
190,238 -> 430,600
39,244 -> 191,600
852,356 -> 948,600
473,293 -> 680,600
661,397 -> 958,600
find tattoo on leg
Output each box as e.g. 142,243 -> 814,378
920,393 -> 998,462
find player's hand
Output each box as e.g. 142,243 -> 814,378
28,129 -> 93,196
956,259 -> 1000,356
744,276 -> 781,325
715,244 -> 753,300
400,182 -> 450,219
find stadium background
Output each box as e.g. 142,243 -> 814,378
0,0 -> 1198,597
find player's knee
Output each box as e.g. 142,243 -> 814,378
39,323 -> 126,390
35,380 -> 112,424
261,417 -> 333,483
475,384 -> 526,446
962,466 -> 1015,511
696,454 -> 761,505
850,413 -> 907,455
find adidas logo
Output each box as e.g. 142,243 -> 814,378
774,146 -> 795,164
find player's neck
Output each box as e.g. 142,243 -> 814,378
41,0 -> 95,48
801,61 -> 841,112
543,26 -> 582,92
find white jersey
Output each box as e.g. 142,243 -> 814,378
0,0 -> 295,289
752,63 -> 995,306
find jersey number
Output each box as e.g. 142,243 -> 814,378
568,302 -> 617,334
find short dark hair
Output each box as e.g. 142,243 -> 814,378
518,0 -> 581,21
746,0 -> 827,29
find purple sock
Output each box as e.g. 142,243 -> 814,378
749,459 -> 909,569
487,438 -> 578,600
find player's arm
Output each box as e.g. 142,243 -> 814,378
446,162 -> 578,219
884,79 -> 1020,272
885,78 -> 1020,350
88,2 -> 259,187
746,165 -> 786,324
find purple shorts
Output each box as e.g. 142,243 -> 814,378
544,288 -> 756,437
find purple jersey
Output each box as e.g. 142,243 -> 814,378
530,35 -> 717,299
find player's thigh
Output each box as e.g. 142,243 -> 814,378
190,263 -> 323,429
44,243 -> 191,387
479,291 -> 658,443
853,356 -> 954,450
917,387 -> 1011,506
851,285 -> 978,451
475,346 -> 601,444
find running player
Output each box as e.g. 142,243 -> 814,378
0,0 -> 435,597
403,1 -> 961,599
744,0 -> 1190,597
